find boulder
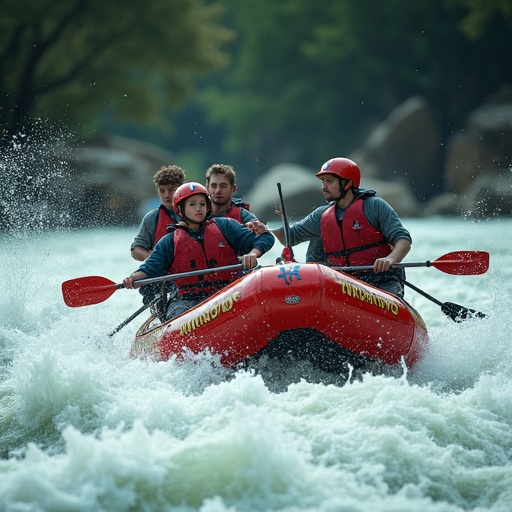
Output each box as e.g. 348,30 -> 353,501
423,192 -> 462,217
360,178 -> 422,217
244,163 -> 324,223
245,162 -> 422,221
460,171 -> 512,217
354,96 -> 441,201
70,134 -> 175,226
443,85 -> 512,216
444,132 -> 490,194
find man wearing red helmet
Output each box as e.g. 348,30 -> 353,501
123,182 -> 275,320
270,157 -> 412,297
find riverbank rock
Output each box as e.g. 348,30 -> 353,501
245,163 -> 422,222
436,86 -> 512,217
66,88 -> 511,227
352,96 -> 441,202
70,134 -> 175,226
244,163 -> 324,223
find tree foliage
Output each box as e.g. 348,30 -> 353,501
451,0 -> 512,38
197,0 -> 512,174
0,0 -> 232,137
1,0 -> 511,185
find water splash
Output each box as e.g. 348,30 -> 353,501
0,119 -> 76,236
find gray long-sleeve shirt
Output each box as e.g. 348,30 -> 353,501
130,206 -> 181,252
290,191 -> 412,262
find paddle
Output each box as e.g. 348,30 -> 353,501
107,296 -> 159,337
277,182 -> 295,262
334,250 -> 489,322
335,250 -> 489,276
400,278 -> 486,322
107,285 -> 179,337
62,263 -> 243,308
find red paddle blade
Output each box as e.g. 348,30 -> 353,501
432,251 -> 489,275
62,276 -> 120,307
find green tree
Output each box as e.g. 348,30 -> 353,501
197,0 -> 512,178
452,0 -> 512,38
0,0 -> 232,138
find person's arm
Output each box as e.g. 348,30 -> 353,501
245,207 -> 326,246
123,233 -> 175,287
123,270 -> 148,289
240,247 -> 263,269
130,210 -> 157,261
363,196 -> 412,273
373,238 -> 411,273
217,218 -> 274,267
272,207 -> 325,246
270,226 -> 286,245
131,247 -> 151,261
364,196 -> 412,246
240,208 -> 258,224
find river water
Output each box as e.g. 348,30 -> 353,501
0,215 -> 511,511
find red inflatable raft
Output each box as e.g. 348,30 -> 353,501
130,263 -> 428,375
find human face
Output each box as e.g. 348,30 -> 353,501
318,174 -> 343,202
157,183 -> 179,210
207,174 -> 236,210
182,194 -> 208,228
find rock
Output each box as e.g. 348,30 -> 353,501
460,171 -> 512,217
444,132 -> 490,194
443,85 -> 512,216
423,192 -> 462,217
361,178 -> 422,217
245,162 -> 422,221
70,134 -> 175,226
355,96 -> 441,201
244,163 -> 324,222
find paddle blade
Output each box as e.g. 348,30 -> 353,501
62,276 -> 120,307
441,301 -> 487,323
432,251 -> 489,275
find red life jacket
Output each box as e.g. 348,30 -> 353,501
224,202 -> 250,223
170,220 -> 240,297
320,199 -> 391,266
154,206 -> 178,246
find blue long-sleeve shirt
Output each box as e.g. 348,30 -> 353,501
137,217 -> 274,278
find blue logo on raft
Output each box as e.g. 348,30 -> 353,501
277,265 -> 302,285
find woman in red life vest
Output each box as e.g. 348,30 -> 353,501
123,182 -> 275,320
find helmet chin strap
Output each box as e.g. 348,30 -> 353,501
176,206 -> 192,225
334,178 -> 351,202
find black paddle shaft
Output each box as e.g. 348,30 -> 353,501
277,182 -> 295,260
401,278 -> 486,323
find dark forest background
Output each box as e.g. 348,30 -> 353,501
2,0 -> 511,194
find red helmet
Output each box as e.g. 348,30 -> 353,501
315,157 -> 361,188
173,182 -> 211,217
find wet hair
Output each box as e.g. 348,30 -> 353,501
153,165 -> 186,187
205,163 -> 236,187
